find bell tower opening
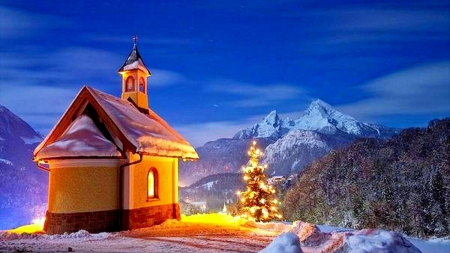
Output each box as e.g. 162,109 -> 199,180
118,35 -> 151,113
126,76 -> 135,92
139,77 -> 146,93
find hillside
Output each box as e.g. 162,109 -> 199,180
0,104 -> 47,229
179,173 -> 245,212
283,118 -> 450,238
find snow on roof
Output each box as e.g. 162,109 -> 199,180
87,86 -> 198,160
121,59 -> 149,73
117,44 -> 150,75
36,115 -> 121,159
34,86 -> 198,160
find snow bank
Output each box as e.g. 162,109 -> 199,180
347,229 -> 422,253
1,229 -> 115,241
259,221 -> 424,253
2,214 -> 446,253
259,232 -> 302,253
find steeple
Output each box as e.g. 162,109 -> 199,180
118,36 -> 151,113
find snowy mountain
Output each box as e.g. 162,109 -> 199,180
0,105 -> 43,145
0,104 -> 47,229
235,99 -> 397,139
261,130 -> 334,175
180,99 -> 399,185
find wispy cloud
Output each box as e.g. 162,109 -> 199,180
150,69 -> 188,87
296,3 -> 450,53
0,84 -> 78,135
0,5 -> 68,39
333,8 -> 449,32
0,43 -> 190,135
175,113 -> 272,147
207,80 -> 307,108
337,61 -> 450,122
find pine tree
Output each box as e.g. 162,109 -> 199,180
239,141 -> 282,222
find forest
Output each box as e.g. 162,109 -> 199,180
283,118 -> 450,238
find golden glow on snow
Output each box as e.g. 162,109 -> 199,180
7,217 -> 45,234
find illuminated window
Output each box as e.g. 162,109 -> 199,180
147,168 -> 158,199
126,76 -> 135,92
139,78 -> 145,93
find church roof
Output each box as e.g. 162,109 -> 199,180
34,86 -> 198,160
117,43 -> 151,75
37,115 -> 122,159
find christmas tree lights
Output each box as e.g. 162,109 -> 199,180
239,141 -> 282,222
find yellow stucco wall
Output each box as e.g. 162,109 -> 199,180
48,159 -> 120,213
127,154 -> 178,209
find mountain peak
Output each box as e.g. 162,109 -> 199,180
234,99 -> 398,140
233,110 -> 283,139
305,99 -> 345,118
0,104 -> 43,144
311,98 -> 330,107
263,110 -> 280,127
297,99 -> 362,135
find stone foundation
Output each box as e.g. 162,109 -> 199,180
121,203 -> 180,230
45,209 -> 120,235
44,204 -> 180,234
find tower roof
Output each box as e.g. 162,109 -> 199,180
118,41 -> 151,75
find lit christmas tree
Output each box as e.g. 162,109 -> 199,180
239,141 -> 282,222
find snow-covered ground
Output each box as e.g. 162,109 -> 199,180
1,214 -> 449,253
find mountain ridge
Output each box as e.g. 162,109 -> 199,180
180,99 -> 399,185
234,99 -> 398,140
0,103 -> 47,230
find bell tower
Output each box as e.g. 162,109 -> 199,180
118,36 -> 151,113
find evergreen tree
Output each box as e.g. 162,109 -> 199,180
239,141 -> 281,222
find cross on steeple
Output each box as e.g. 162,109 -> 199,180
133,35 -> 138,46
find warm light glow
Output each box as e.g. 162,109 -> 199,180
239,140 -> 281,222
32,217 -> 46,229
7,217 -> 45,234
148,170 -> 155,198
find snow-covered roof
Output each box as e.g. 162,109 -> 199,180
36,115 -> 122,159
87,86 -> 198,159
117,43 -> 150,75
34,86 -> 198,160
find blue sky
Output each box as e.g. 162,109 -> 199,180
0,0 -> 449,147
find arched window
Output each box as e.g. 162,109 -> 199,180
139,78 -> 146,93
126,76 -> 135,92
147,168 -> 158,199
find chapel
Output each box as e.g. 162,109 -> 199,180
33,38 -> 198,235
